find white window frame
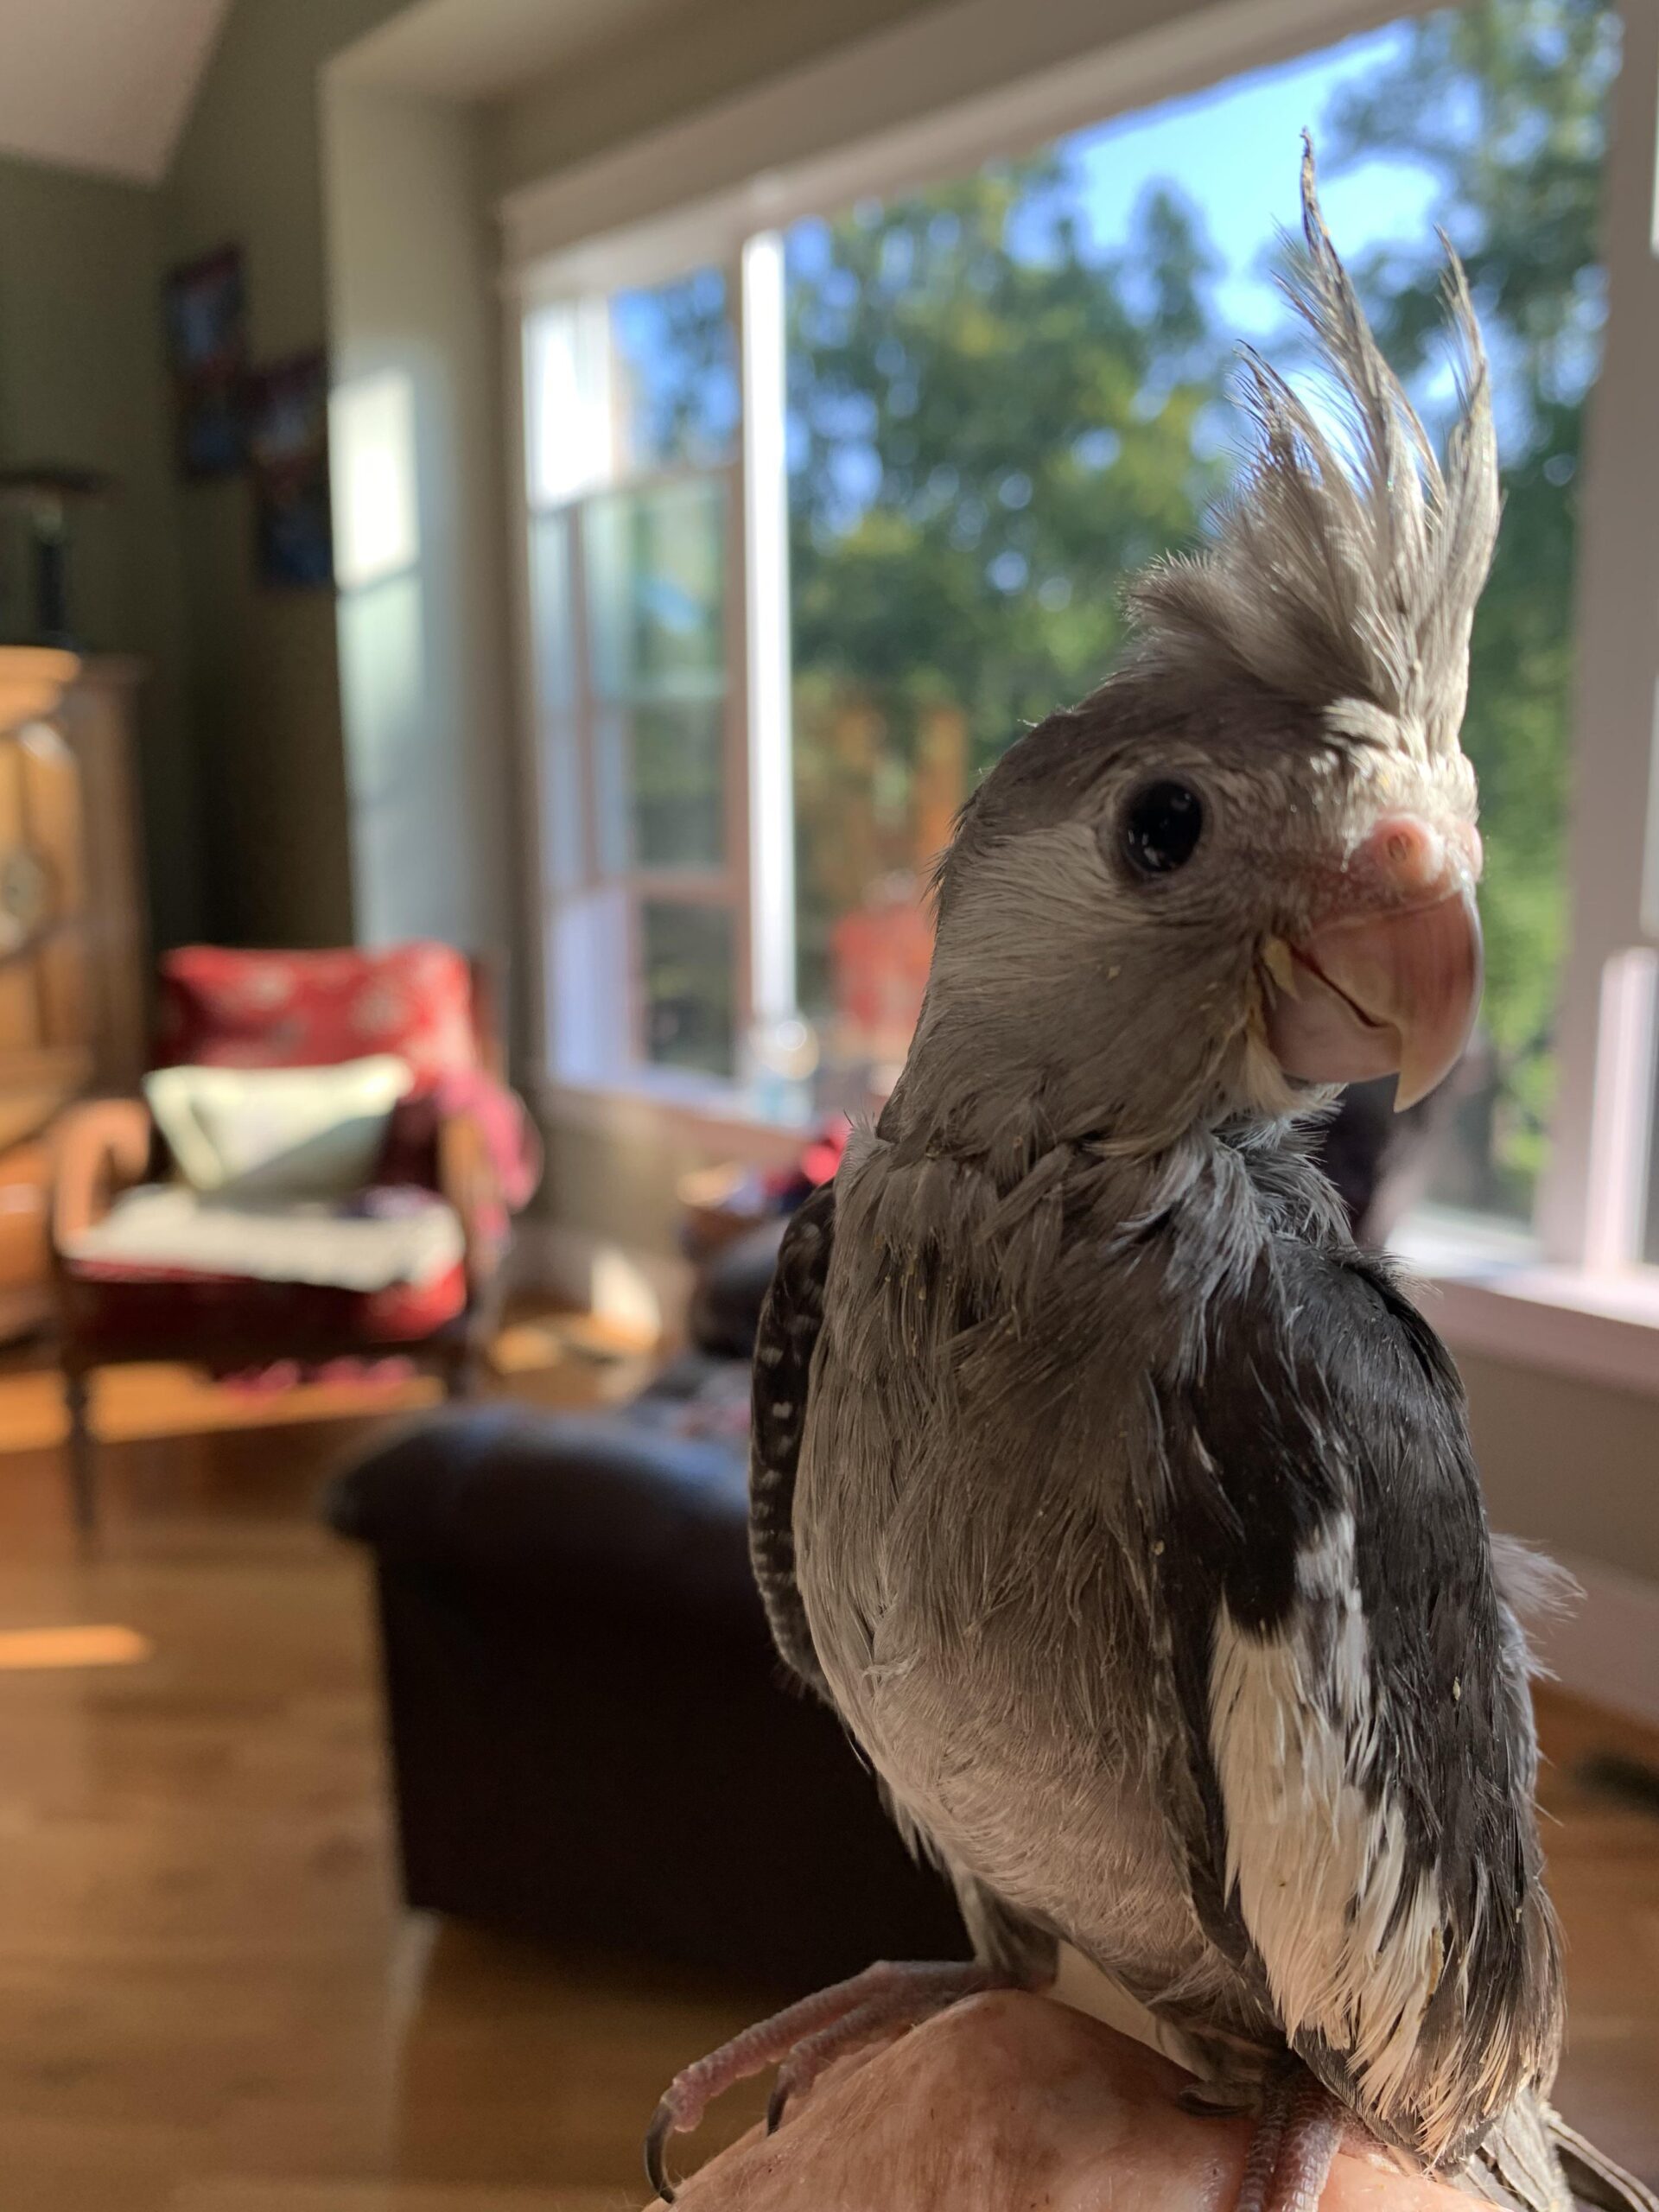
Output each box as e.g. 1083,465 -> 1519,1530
500,0 -> 1659,1388
517,274 -> 759,1095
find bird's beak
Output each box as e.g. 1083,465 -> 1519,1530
1261,816 -> 1483,1111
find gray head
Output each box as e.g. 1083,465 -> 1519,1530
891,143 -> 1496,1159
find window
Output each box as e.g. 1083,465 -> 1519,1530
516,0 -> 1659,1289
524,271 -> 744,1081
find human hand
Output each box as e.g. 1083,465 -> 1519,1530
651,1990 -> 1465,2211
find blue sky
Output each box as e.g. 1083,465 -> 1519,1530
614,17 -> 1451,448
613,6 -> 1586,481
1058,22 -> 1440,341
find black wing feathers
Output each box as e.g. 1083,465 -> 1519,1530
748,1180 -> 836,1695
1155,1236 -> 1560,2157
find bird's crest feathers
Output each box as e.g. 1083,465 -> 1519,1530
1127,138 -> 1497,763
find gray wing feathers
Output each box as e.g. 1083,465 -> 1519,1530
1463,2092 -> 1574,2212
748,1181 -> 836,1694
1544,2110 -> 1659,2212
1466,2094 -> 1659,2212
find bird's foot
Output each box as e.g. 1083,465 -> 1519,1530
761,1962 -> 1012,2133
644,1957 -> 1007,2202
1234,2065 -> 1346,2212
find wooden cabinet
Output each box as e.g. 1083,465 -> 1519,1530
0,652 -> 147,1339
54,658 -> 149,1093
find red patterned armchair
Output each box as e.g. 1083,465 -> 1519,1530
51,943 -> 537,1532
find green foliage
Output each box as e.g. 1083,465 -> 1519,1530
787,160 -> 1226,1004
789,162 -> 1226,744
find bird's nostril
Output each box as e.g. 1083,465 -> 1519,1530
1356,814 -> 1446,897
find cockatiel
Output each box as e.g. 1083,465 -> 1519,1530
646,146 -> 1656,2212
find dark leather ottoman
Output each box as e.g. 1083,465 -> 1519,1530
326,1389 -> 965,1993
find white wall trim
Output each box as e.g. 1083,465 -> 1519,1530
1537,0 -> 1659,1265
1536,1553 -> 1659,1733
499,0 -> 1415,286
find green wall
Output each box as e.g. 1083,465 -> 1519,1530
0,0 -> 414,959
162,0 -> 410,950
0,154 -> 197,950
324,85 -> 513,961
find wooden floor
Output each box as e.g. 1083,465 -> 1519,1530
0,1357 -> 1651,2209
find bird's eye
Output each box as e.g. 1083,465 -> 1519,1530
1121,781 -> 1205,875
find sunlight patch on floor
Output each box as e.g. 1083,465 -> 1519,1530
0,1622 -> 154,1669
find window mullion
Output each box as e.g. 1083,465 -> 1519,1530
739,228 -> 798,1046
721,448 -> 755,1060
567,493 -> 601,895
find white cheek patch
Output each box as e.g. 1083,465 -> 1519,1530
1208,1513 -> 1451,2144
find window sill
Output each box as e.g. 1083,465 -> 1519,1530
1403,1252 -> 1659,1401
537,1078 -> 1659,1397
1391,1207 -> 1659,1396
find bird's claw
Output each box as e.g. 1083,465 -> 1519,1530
645,2094 -> 685,2203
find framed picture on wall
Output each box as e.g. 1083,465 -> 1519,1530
163,245 -> 248,479
246,350 -> 334,589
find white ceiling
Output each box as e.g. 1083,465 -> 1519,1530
332,0 -> 692,101
0,0 -> 231,185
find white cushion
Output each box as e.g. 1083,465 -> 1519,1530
64,1185 -> 463,1291
143,1055 -> 412,1200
